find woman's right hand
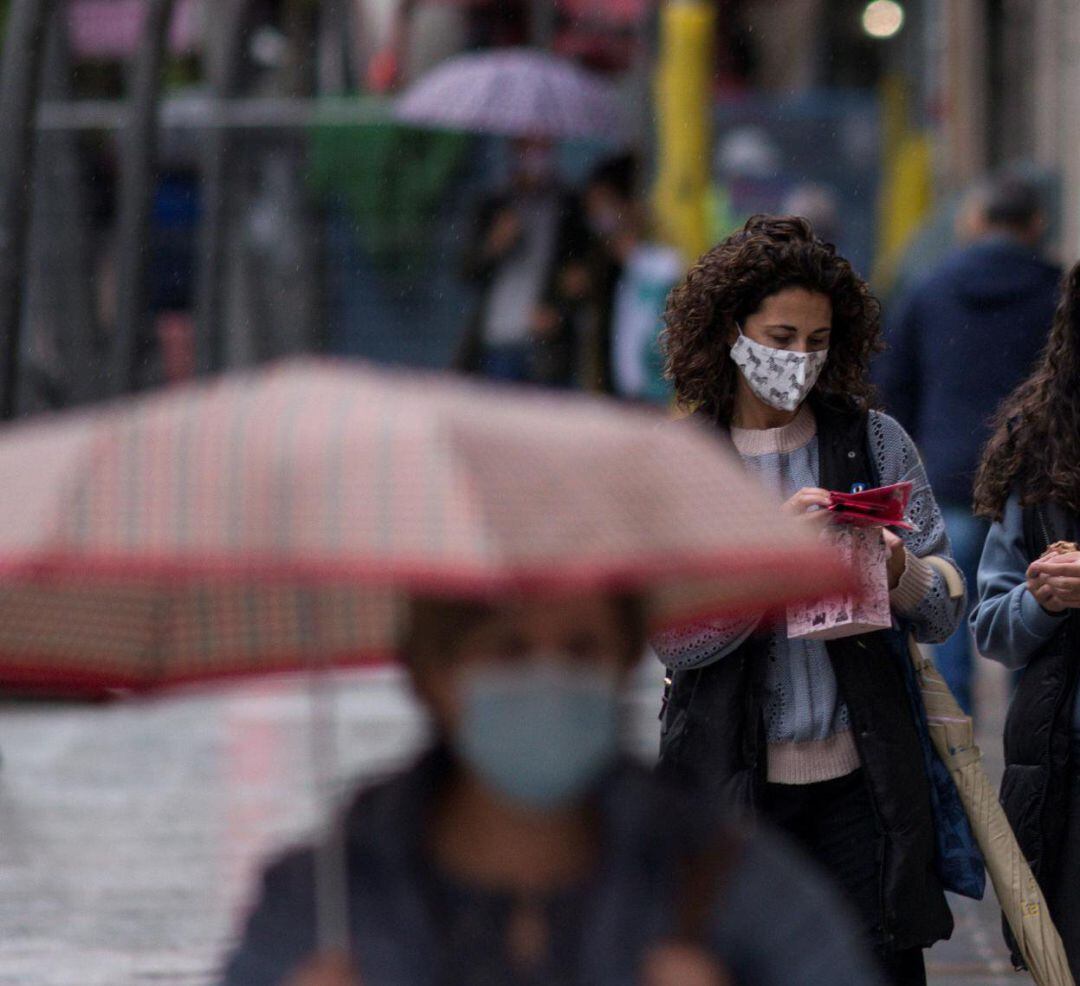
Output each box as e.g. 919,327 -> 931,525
1026,570 -> 1064,613
781,487 -> 832,530
1027,551 -> 1080,612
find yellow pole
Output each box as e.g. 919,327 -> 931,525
874,74 -> 933,289
653,0 -> 715,262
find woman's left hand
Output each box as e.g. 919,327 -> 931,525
1027,552 -> 1080,608
882,529 -> 907,591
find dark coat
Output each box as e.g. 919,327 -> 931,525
875,238 -> 1061,505
1000,500 -> 1080,964
222,749 -> 886,986
456,186 -> 592,384
658,398 -> 954,952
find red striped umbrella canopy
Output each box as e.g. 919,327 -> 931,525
0,360 -> 849,694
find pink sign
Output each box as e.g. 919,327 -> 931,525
558,0 -> 650,24
68,0 -> 203,58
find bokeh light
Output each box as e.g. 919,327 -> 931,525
862,0 -> 906,39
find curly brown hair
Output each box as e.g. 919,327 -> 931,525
661,215 -> 883,423
973,261 -> 1080,521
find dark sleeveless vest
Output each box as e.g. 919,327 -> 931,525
657,398 -> 953,950
999,501 -> 1080,964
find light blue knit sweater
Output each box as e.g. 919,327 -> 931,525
970,492 -> 1080,733
653,407 -> 966,778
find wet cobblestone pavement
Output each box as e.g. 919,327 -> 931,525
0,663 -> 1022,985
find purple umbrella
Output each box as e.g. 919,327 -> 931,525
395,47 -> 626,142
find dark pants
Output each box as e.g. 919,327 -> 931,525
763,769 -> 927,986
1053,747 -> 1080,976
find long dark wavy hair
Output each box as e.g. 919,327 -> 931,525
661,215 -> 883,424
973,261 -> 1080,521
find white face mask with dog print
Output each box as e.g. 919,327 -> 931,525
729,325 -> 829,412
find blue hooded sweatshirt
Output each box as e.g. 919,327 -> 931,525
875,237 -> 1061,505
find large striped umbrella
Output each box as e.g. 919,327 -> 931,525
395,48 -> 625,142
0,360 -> 850,695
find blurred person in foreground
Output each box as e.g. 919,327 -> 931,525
583,154 -> 684,403
875,172 -> 1061,713
655,216 -> 966,986
222,591 -> 883,986
457,138 -> 593,387
970,261 -> 1080,975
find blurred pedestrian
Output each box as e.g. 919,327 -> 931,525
655,216 -> 966,986
970,260 -> 1080,976
875,171 -> 1061,713
367,1 -> 529,93
780,183 -> 841,247
223,590 -> 883,986
366,0 -> 468,93
457,138 -> 592,387
583,154 -> 684,403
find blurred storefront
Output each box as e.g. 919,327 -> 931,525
3,0 -> 1079,416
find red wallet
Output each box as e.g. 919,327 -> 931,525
827,481 -> 914,530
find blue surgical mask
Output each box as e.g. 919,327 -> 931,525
454,661 -> 620,810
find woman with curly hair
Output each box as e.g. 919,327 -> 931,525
655,216 -> 967,986
970,261 -> 1080,975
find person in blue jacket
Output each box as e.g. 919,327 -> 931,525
222,590 -> 883,986
970,260 -> 1080,975
876,172 -> 1061,712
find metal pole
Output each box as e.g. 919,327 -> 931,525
194,0 -> 259,376
652,0 -> 715,261
301,587 -> 350,954
36,95 -> 384,132
318,0 -> 351,95
529,0 -> 557,49
111,0 -> 177,396
40,13 -> 101,406
310,667 -> 350,952
0,0 -> 59,420
283,0 -> 318,98
294,0 -> 328,360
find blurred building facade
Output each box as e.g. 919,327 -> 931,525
2,0 -> 1079,417
923,0 -> 1080,259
